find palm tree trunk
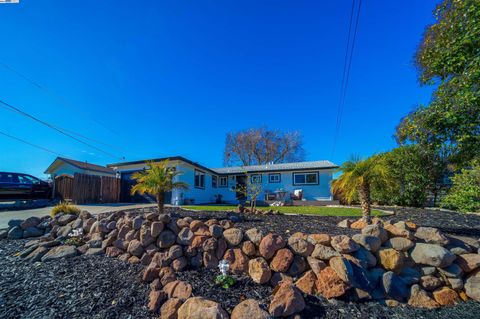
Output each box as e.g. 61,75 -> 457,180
358,183 -> 372,223
157,192 -> 165,214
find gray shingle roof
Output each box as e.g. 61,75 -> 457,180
45,157 -> 115,175
213,160 -> 338,174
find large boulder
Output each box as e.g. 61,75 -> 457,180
7,226 -> 24,239
385,237 -> 414,252
288,236 -> 314,257
20,216 -> 41,229
249,257 -> 271,284
307,257 -> 327,275
223,248 -> 249,273
41,245 -> 78,262
296,270 -> 317,295
410,243 -> 456,268
57,214 -> 77,226
382,271 -> 409,302
307,233 -> 331,246
259,233 -> 286,260
270,248 -> 294,273
25,246 -> 49,262
148,289 -> 167,313
268,282 -> 305,317
245,228 -> 263,245
311,244 -> 340,260
330,235 -> 359,253
415,227 -> 449,246
329,256 -> 354,284
433,287 -> 459,306
223,228 -> 243,246
151,222 -> 164,238
127,240 -> 144,257
158,230 -> 176,248
420,275 -> 443,291
23,227 -> 43,238
362,224 -> 388,243
316,266 -> 349,298
352,247 -> 377,268
177,227 -> 194,246
352,234 -> 381,252
377,248 -> 404,273
163,280 -> 192,300
160,298 -> 183,319
140,227 -> 155,247
177,297 -> 229,319
455,254 -> 480,273
465,270 -> 480,301
407,284 -> 439,309
231,299 -> 269,319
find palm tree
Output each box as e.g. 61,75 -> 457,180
130,160 -> 189,214
332,155 -> 393,222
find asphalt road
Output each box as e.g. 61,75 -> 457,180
0,203 -> 156,229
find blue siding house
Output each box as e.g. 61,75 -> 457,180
107,156 -> 338,205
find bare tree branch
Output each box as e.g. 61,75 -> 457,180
224,127 -> 305,166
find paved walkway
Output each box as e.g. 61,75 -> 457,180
0,203 -> 156,229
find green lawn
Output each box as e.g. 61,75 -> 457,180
181,205 -> 385,217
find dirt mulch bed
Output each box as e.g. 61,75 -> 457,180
0,239 -> 153,319
171,208 -> 358,237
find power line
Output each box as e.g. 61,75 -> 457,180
0,99 -> 124,160
0,62 -> 123,138
331,0 -> 363,158
0,130 -> 64,157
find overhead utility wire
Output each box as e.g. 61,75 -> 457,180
331,0 -> 363,158
0,62 -> 124,141
0,130 -> 64,157
0,99 -> 124,160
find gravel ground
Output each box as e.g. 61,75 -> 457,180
1,207 -> 480,319
387,207 -> 480,237
174,209 -> 358,237
0,239 -> 153,319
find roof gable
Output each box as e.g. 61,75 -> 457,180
45,157 -> 114,175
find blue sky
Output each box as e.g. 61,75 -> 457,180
0,0 -> 437,178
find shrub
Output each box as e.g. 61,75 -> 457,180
51,202 -> 81,217
441,161 -> 480,213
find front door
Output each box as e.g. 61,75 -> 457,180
235,175 -> 246,200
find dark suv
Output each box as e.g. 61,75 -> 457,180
0,172 -> 52,200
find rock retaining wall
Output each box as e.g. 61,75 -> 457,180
3,210 -> 480,318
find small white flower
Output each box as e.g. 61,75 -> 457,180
218,259 -> 229,276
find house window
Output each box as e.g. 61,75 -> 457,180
268,173 -> 281,183
250,174 -> 262,183
194,169 -> 205,189
219,176 -> 228,187
212,175 -> 218,188
293,172 -> 319,185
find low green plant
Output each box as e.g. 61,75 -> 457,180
51,202 -> 81,217
215,274 -> 236,289
441,161 -> 480,213
64,236 -> 84,247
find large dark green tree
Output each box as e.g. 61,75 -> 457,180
371,145 -> 446,207
396,0 -> 480,166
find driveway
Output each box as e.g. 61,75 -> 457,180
0,203 -> 157,229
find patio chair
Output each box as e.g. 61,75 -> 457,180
290,189 -> 303,200
264,190 -> 276,201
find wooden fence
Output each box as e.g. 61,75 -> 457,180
55,173 -> 120,204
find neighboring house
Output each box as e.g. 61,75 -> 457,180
45,157 -> 115,178
107,156 -> 338,205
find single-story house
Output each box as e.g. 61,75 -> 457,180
107,156 -> 339,205
45,157 -> 115,178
